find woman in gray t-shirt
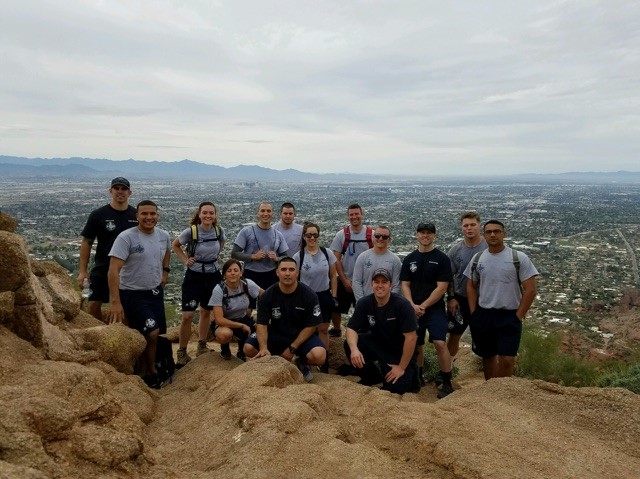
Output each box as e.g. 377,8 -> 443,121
209,259 -> 263,361
292,222 -> 337,356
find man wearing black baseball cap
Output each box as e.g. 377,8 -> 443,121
344,268 -> 419,395
78,178 -> 137,321
400,221 -> 454,398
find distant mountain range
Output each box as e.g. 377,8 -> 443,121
1,155 -> 639,183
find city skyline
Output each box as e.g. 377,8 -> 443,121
1,1 -> 639,175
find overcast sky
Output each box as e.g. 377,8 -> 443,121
1,1 -> 638,175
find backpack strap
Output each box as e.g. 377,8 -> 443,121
297,247 -> 331,281
341,225 -> 374,254
186,224 -> 198,258
512,248 -> 523,294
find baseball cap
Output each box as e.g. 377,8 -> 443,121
110,177 -> 130,188
416,222 -> 436,233
372,268 -> 391,281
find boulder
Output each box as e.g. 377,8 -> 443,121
0,211 -> 17,233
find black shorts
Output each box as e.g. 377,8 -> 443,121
417,306 -> 448,346
447,294 -> 471,335
181,269 -> 221,312
212,315 -> 255,341
243,269 -> 277,309
336,281 -> 356,314
469,306 -> 522,358
88,273 -> 109,303
316,289 -> 334,323
120,287 -> 167,336
245,330 -> 325,358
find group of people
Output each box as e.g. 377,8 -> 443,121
79,178 -> 539,395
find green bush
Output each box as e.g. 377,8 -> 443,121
598,363 -> 640,394
515,325 -> 602,387
421,345 -> 458,383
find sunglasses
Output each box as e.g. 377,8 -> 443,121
374,233 -> 390,240
304,233 -> 319,238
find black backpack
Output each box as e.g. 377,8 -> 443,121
155,336 -> 175,385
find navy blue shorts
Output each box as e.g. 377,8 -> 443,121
417,306 -> 448,345
212,315 -> 255,341
316,289 -> 334,323
243,269 -> 277,309
469,306 -> 522,358
120,287 -> 166,336
181,269 -> 221,312
336,281 -> 356,314
88,274 -> 109,303
245,330 -> 325,358
447,294 -> 471,335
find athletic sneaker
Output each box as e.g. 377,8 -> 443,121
220,343 -> 232,360
328,328 -> 341,338
295,357 -> 313,382
176,348 -> 191,369
236,351 -> 247,362
196,341 -> 210,357
437,383 -> 454,399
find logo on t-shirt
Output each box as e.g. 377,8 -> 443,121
105,220 -> 116,231
272,307 -> 281,319
367,315 -> 375,326
409,262 -> 417,273
313,305 -> 321,317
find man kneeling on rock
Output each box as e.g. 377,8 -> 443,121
345,268 -> 419,395
244,257 -> 326,381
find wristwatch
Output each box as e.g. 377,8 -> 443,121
288,345 -> 297,354
163,267 -> 171,272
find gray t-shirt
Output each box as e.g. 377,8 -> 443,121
177,224 -> 225,274
233,224 -> 289,273
447,238 -> 487,297
109,227 -> 171,290
330,226 -> 372,279
352,249 -> 402,301
208,279 -> 261,320
274,222 -> 303,257
463,246 -> 539,310
292,247 -> 337,292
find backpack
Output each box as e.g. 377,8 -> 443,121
186,223 -> 222,259
298,246 -> 331,281
155,336 -> 175,385
471,248 -> 522,293
222,280 -> 250,309
340,225 -> 374,255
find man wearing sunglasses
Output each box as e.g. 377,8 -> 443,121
464,220 -> 538,380
352,225 -> 402,302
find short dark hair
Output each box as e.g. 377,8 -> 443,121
280,202 -> 295,212
483,219 -> 505,231
136,200 -> 157,211
460,211 -> 481,223
276,256 -> 297,268
347,203 -> 362,213
375,224 -> 391,235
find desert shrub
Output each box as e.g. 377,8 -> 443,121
598,363 -> 640,394
421,345 -> 458,383
515,325 -> 602,387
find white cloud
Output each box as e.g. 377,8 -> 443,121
0,0 -> 638,175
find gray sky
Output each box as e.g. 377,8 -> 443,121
1,0 -> 639,175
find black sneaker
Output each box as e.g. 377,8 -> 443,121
437,383 -> 454,399
144,373 -> 162,389
236,351 -> 247,362
220,344 -> 232,360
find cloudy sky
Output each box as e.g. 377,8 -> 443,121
1,0 -> 638,175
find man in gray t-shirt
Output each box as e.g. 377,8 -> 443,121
464,219 -> 538,380
108,200 -> 172,389
352,225 -> 402,302
231,202 -> 289,290
274,202 -> 303,257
